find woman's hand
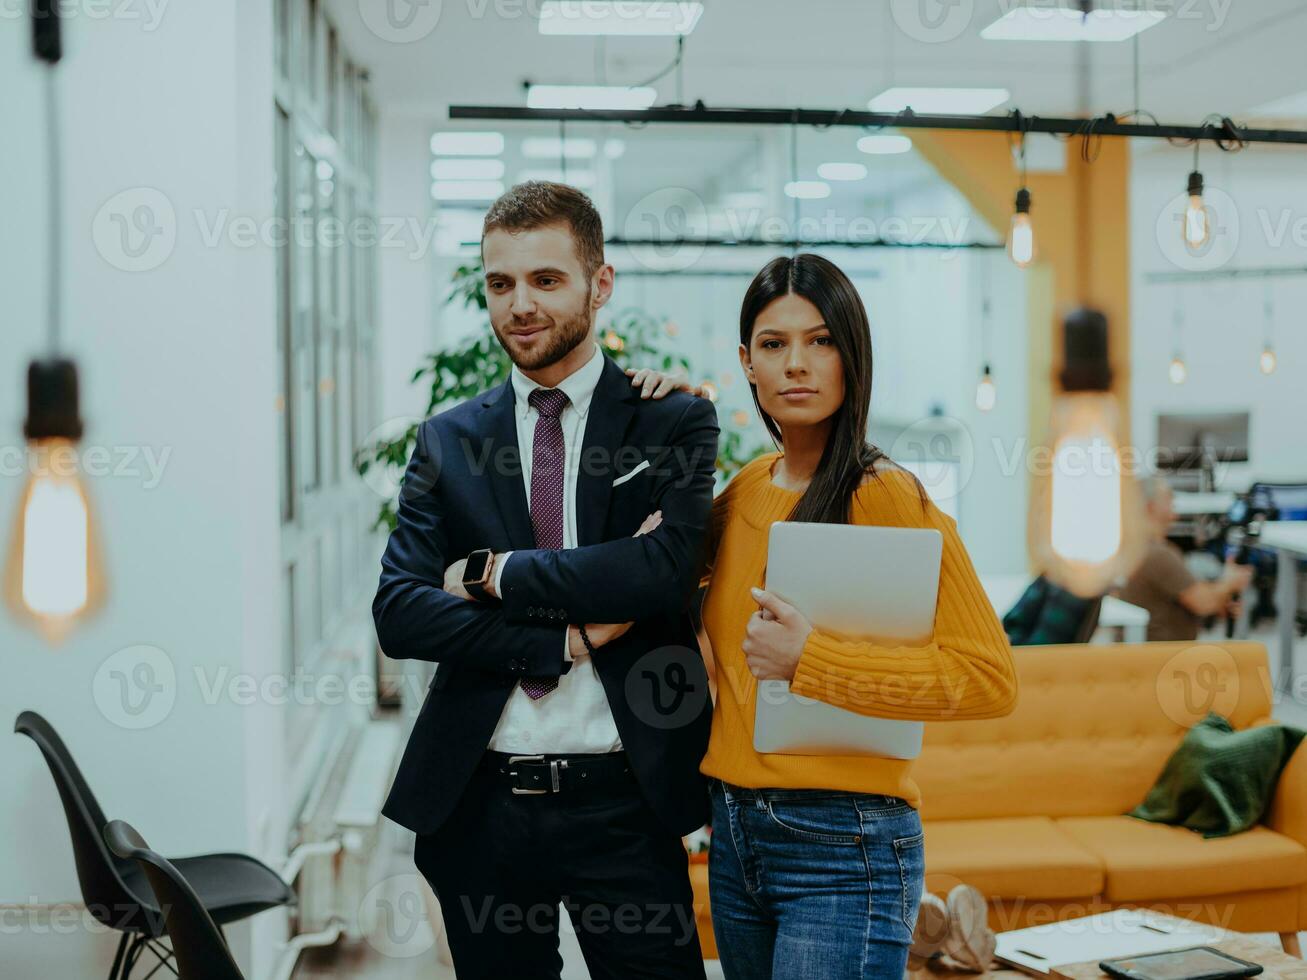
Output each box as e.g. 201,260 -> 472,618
625,366 -> 707,400
743,587 -> 814,681
569,510 -> 662,657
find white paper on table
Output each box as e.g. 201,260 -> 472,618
994,909 -> 1224,975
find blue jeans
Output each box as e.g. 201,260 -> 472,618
708,779 -> 925,979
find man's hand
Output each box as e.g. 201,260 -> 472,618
625,366 -> 709,400
743,587 -> 814,681
566,510 -> 662,656
1224,561 -> 1254,593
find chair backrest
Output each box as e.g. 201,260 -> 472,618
13,710 -> 159,933
916,641 -> 1274,821
103,820 -> 245,980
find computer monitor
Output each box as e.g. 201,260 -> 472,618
1155,411 -> 1250,470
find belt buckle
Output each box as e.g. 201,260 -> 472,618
507,754 -> 548,795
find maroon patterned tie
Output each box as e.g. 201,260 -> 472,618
520,387 -> 570,699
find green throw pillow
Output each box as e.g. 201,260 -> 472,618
1129,711 -> 1305,839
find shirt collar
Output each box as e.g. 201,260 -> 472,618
510,339 -> 605,421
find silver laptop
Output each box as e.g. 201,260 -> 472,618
753,522 -> 943,758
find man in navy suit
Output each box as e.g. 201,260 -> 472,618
374,181 -> 718,979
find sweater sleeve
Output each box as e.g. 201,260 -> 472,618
788,472 -> 1018,721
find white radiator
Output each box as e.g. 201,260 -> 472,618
267,717 -> 404,980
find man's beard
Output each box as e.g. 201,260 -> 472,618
494,298 -> 592,371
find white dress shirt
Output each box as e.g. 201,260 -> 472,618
487,340 -> 622,754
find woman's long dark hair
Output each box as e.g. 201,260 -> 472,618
740,253 -> 914,525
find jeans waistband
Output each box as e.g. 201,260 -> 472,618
713,778 -> 905,808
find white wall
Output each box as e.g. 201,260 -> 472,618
0,4 -> 286,977
1131,144 -> 1307,489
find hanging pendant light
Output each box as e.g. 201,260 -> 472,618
1029,308 -> 1146,598
975,364 -> 998,411
1168,356 -> 1188,385
975,263 -> 997,411
1009,188 -> 1034,270
1009,125 -> 1034,269
1168,301 -> 1187,385
4,3 -> 106,643
1259,345 -> 1277,375
1182,142 -> 1210,252
1259,285 -> 1277,375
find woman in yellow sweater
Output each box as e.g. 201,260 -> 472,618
630,253 -> 1017,979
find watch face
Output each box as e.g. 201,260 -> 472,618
464,550 -> 490,583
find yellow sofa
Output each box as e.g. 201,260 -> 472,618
691,641 -> 1307,958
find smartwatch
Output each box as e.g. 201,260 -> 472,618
462,548 -> 496,601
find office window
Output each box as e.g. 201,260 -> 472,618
275,9 -> 378,726
328,27 -> 342,139
294,143 -> 320,494
275,0 -> 291,82
275,107 -> 295,523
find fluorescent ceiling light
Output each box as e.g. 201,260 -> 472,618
527,85 -> 657,110
429,131 -> 505,156
817,162 -> 868,181
868,87 -> 1010,114
522,137 -> 597,159
430,180 -> 505,201
430,158 -> 506,180
538,1 -> 704,36
721,191 -> 767,209
517,169 -> 597,189
857,134 -> 913,155
784,181 -> 830,200
603,138 -> 627,159
982,6 -> 1165,42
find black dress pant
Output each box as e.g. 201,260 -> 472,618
414,753 -> 707,980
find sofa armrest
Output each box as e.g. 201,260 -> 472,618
1256,716 -> 1307,847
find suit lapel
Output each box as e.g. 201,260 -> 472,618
576,355 -> 637,547
479,351 -> 638,550
480,379 -> 537,550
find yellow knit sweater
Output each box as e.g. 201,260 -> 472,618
698,451 -> 1018,808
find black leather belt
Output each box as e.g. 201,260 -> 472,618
483,751 -> 633,796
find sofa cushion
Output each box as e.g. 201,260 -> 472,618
923,817 -> 1104,899
1056,816 -> 1307,902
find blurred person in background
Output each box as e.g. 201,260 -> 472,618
1118,477 -> 1252,641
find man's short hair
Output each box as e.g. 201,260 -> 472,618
481,181 -> 605,279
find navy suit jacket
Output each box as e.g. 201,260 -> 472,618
374,352 -> 720,836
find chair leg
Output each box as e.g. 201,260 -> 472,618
119,934 -> 147,980
107,932 -> 130,980
1280,931 -> 1302,957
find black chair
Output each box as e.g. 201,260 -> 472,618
103,820 -> 244,980
14,711 -> 294,979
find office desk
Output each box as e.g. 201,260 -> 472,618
980,574 -> 1150,644
1256,521 -> 1307,690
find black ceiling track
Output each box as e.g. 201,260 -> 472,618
448,104 -> 1307,146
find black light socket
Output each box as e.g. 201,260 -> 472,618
1015,187 -> 1031,214
1187,170 -> 1204,198
1059,308 -> 1112,393
24,359 -> 83,442
32,0 -> 62,65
